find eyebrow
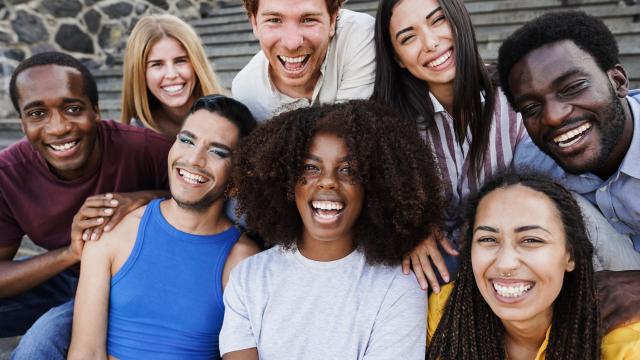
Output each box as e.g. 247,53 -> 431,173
22,97 -> 86,111
179,130 -> 232,151
513,68 -> 584,105
473,224 -> 551,234
395,6 -> 442,40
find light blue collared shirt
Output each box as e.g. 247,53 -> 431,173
523,92 -> 640,251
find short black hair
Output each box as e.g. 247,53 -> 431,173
498,11 -> 619,107
191,94 -> 257,139
234,100 -> 444,265
9,51 -> 99,113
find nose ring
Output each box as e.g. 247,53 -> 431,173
501,272 -> 512,278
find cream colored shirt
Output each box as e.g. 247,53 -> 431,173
231,9 -> 375,122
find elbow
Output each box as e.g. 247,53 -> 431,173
67,346 -> 107,360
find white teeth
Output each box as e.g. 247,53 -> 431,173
178,168 -> 207,184
427,50 -> 451,68
50,141 -> 78,151
311,201 -> 344,211
493,282 -> 533,298
554,123 -> 592,147
279,55 -> 307,63
163,84 -> 184,93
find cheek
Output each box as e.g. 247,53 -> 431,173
145,70 -> 161,90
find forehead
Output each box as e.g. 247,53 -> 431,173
148,36 -> 187,59
509,40 -> 602,95
476,185 -> 561,229
390,0 -> 440,28
181,110 -> 240,147
256,0 -> 329,16
308,132 -> 349,158
16,65 -> 87,107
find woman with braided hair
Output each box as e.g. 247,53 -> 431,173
427,172 -> 640,360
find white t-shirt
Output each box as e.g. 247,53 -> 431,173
219,246 -> 427,359
231,9 -> 376,122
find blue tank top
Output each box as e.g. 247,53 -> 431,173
107,199 -> 240,359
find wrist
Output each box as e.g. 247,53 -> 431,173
63,245 -> 82,264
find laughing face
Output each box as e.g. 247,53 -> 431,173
145,36 -> 197,116
389,0 -> 456,93
295,132 -> 364,248
471,185 -> 575,325
250,0 -> 337,99
508,40 -> 632,178
168,110 -> 239,211
16,64 -> 100,180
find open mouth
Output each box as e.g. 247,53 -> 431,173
310,200 -> 344,221
178,168 -> 209,184
553,123 -> 592,148
47,140 -> 79,153
492,281 -> 535,299
162,84 -> 185,94
277,54 -> 310,72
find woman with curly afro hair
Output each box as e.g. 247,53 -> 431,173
218,100 -> 444,359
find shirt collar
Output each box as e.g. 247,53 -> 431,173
619,95 -> 640,179
428,90 -> 487,115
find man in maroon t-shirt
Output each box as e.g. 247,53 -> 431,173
0,52 -> 171,358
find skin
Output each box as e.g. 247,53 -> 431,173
68,111 -> 260,359
250,0 -> 337,100
0,64 -> 167,299
389,0 -> 459,291
471,185 -> 575,360
146,36 -> 198,137
389,0 -> 456,111
508,40 -> 633,180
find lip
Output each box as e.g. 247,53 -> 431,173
161,83 -> 187,96
547,121 -> 594,155
277,54 -> 311,77
490,278 -> 536,304
308,194 -> 346,225
423,48 -> 454,72
45,138 -> 81,159
175,166 -> 211,187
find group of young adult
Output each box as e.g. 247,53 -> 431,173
1,0 -> 639,358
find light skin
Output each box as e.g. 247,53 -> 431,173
390,0 -> 456,112
508,40 -> 633,180
389,0 -> 459,292
146,36 -> 198,137
0,65 -> 164,298
250,0 -> 337,100
68,110 -> 260,359
223,133 -> 364,360
471,185 -> 575,360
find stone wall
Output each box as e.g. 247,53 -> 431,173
0,0 -> 222,119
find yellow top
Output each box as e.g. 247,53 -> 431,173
428,283 -> 640,359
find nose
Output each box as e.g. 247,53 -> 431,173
164,62 -> 178,79
494,241 -> 520,276
45,110 -> 72,136
419,27 -> 440,52
282,24 -> 303,50
542,100 -> 572,127
317,169 -> 337,190
185,146 -> 207,169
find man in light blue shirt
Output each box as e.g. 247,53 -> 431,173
498,11 -> 640,253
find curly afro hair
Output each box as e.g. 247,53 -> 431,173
498,11 -> 619,107
233,100 -> 445,265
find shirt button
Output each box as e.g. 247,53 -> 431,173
610,217 -> 619,223
599,186 -> 608,192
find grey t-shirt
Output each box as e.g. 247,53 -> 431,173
219,246 -> 427,359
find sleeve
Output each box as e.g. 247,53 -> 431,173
363,272 -> 428,360
427,282 -> 454,343
600,322 -> 640,359
143,130 -> 172,190
335,14 -> 376,102
0,187 -> 24,248
219,265 -> 258,356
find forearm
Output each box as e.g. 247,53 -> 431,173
223,348 -> 259,360
0,247 -> 78,298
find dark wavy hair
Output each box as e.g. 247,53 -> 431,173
242,0 -> 344,16
233,100 -> 444,265
498,10 -> 620,108
10,51 -> 99,113
372,0 -> 495,176
427,172 -> 600,360
191,94 -> 257,139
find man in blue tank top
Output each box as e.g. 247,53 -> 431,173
67,95 -> 261,360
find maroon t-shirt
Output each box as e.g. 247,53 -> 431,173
0,120 -> 172,250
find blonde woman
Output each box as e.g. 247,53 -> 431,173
121,14 -> 225,137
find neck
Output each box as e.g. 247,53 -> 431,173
430,83 -> 455,115
160,197 -> 231,235
502,309 -> 552,360
595,98 -> 634,180
154,100 -> 193,137
298,232 -> 355,262
269,66 -> 320,101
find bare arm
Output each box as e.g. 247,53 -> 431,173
223,348 -> 259,360
222,234 -> 261,289
67,237 -> 113,360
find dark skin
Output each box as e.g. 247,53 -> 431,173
0,64 -> 167,298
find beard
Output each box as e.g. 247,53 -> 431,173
172,188 -> 223,212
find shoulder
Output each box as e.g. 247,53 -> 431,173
427,282 -> 454,338
232,52 -> 268,94
601,321 -> 640,359
225,233 -> 261,270
86,205 -> 145,258
336,9 -> 375,31
0,139 -> 35,170
230,246 -> 289,278
98,120 -> 173,149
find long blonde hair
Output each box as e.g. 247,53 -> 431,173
120,14 -> 224,132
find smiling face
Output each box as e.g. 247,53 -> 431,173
389,0 -> 456,92
471,184 -> 575,325
508,40 -> 631,178
145,36 -> 197,116
250,0 -> 337,99
295,132 -> 364,248
168,110 -> 239,211
16,64 -> 100,180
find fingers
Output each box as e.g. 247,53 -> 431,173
402,255 -> 411,275
438,237 -> 460,256
414,252 -> 440,292
103,206 -> 129,232
427,245 -> 450,284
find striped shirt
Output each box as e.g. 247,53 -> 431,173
420,89 -> 529,241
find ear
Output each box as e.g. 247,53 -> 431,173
607,64 -> 629,99
565,257 -> 576,272
93,104 -> 101,122
250,14 -> 260,39
329,11 -> 339,38
20,119 -> 26,135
